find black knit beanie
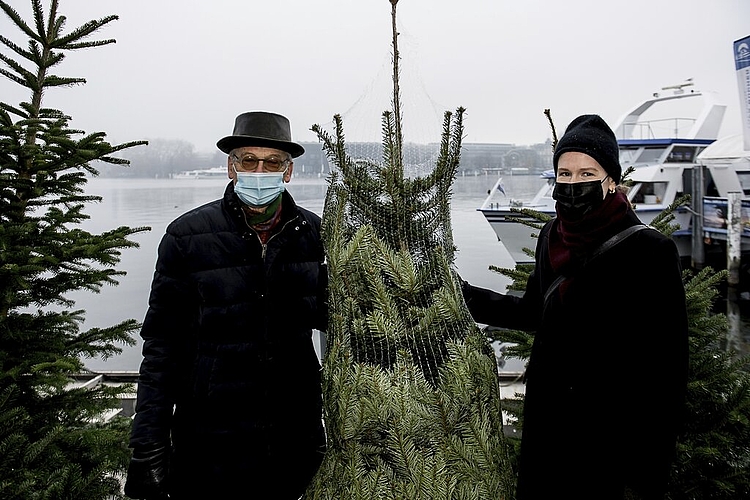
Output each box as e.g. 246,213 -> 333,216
553,114 -> 621,184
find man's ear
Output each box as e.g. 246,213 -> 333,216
284,162 -> 294,182
227,156 -> 234,180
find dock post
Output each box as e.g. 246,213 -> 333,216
691,165 -> 705,269
726,191 -> 742,353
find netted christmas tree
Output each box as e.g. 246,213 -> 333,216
303,1 -> 514,498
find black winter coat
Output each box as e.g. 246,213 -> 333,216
464,210 -> 688,500
130,183 -> 327,498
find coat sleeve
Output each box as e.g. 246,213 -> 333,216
130,230 -> 198,448
314,258 -> 328,333
461,280 -> 541,331
307,212 -> 328,333
460,224 -> 549,332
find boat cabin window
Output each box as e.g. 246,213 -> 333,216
633,147 -> 667,164
630,182 -> 668,205
737,172 -> 750,196
665,146 -> 696,163
619,146 -> 641,165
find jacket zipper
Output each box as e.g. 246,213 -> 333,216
261,217 -> 299,259
241,209 -> 300,260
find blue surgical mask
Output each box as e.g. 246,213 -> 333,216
234,170 -> 286,207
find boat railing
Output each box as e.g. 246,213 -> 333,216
621,117 -> 697,140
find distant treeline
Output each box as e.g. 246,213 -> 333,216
96,138 -> 554,178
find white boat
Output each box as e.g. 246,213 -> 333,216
478,80 -> 727,264
172,166 -> 226,179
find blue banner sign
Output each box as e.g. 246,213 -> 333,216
735,35 -> 750,150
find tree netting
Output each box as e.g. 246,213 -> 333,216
311,21 -> 448,178
304,107 -> 515,499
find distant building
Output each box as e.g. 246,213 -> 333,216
294,140 -> 553,177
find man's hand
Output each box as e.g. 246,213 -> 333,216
124,444 -> 171,499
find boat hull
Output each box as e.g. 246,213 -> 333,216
478,209 -> 545,264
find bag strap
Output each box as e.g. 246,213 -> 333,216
543,224 -> 649,306
590,223 -> 649,260
543,274 -> 567,305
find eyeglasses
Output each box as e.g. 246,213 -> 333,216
231,153 -> 290,173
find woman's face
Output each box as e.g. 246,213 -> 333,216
556,151 -> 616,196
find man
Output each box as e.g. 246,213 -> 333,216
124,111 -> 327,499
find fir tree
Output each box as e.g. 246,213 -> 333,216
668,267 -> 750,499
0,1 -> 148,498
304,1 -> 514,498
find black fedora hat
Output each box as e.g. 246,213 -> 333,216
216,111 -> 305,158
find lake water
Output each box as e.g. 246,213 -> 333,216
74,173 -> 748,371
76,172 -> 543,372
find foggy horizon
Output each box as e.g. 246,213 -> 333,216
0,0 -> 748,155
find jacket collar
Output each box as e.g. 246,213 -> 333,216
223,181 -> 300,230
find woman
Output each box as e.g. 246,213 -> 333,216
462,115 -> 688,499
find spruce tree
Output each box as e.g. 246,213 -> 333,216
303,1 -> 514,498
0,1 -> 147,498
668,267 -> 750,499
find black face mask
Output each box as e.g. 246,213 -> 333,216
552,177 -> 607,219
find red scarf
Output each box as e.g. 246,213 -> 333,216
548,190 -> 630,274
243,202 -> 284,244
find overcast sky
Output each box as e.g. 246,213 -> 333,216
1,0 -> 748,154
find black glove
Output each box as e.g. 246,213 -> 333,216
124,443 -> 171,499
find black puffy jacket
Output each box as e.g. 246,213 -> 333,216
130,182 -> 327,497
